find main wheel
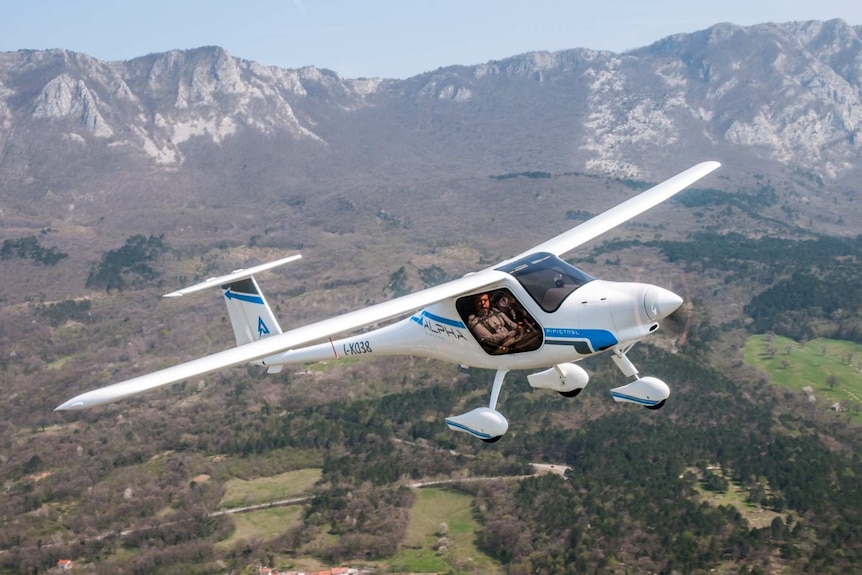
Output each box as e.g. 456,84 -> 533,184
645,399 -> 667,410
558,388 -> 582,398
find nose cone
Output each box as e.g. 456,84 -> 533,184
644,286 -> 683,321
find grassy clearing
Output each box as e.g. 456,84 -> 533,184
689,467 -> 785,530
219,468 -> 322,509
388,487 -> 501,575
213,448 -> 325,480
45,355 -> 74,370
743,335 -> 862,419
216,506 -> 304,550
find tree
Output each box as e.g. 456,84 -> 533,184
86,234 -> 167,291
384,266 -> 410,297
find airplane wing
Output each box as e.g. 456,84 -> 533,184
56,161 -> 720,411
56,268 -> 511,410
510,161 -> 721,260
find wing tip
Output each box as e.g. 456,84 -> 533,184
55,400 -> 85,411
698,160 -> 722,172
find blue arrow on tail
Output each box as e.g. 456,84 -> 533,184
258,317 -> 270,337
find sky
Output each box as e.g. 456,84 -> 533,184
1,1 -> 861,79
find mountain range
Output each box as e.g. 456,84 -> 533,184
1,19 -> 862,250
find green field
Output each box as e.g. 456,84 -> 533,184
219,468 -> 322,509
219,479 -> 502,572
217,506 -> 305,550
388,487 -> 501,574
743,335 -> 862,418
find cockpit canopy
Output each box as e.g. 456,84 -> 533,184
497,252 -> 595,312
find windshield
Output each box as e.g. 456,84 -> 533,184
497,252 -> 595,312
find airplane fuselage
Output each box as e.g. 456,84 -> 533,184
261,253 -> 681,373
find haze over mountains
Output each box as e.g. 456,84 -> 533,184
1,19 -> 861,245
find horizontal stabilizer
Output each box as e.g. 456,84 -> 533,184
164,255 -> 302,297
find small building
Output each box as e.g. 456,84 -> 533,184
57,560 -> 73,571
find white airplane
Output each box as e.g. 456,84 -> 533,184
56,161 -> 720,443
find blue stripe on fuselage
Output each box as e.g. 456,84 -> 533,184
410,310 -> 466,328
543,328 -> 618,352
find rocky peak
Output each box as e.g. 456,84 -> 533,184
31,73 -> 113,137
2,20 -> 862,180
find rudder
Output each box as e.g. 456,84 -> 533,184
222,275 -> 283,346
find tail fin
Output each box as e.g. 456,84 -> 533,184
221,275 -> 283,346
164,255 -> 301,371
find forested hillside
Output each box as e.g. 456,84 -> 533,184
1,223 -> 862,573
5,336 -> 862,573
3,174 -> 862,574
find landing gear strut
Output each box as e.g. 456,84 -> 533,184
609,345 -> 671,409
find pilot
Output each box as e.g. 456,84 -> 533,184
468,292 -> 523,353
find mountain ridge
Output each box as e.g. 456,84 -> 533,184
1,19 -> 861,178
2,19 -> 862,255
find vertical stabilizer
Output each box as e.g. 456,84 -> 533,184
222,276 -> 283,346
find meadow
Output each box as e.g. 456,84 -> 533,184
387,487 -> 501,574
219,468 -> 322,509
743,335 -> 862,419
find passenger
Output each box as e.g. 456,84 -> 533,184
494,294 -> 537,332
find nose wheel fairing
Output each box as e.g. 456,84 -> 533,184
610,376 -> 670,408
609,345 -> 671,409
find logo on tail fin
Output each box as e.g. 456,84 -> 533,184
258,317 -> 270,337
